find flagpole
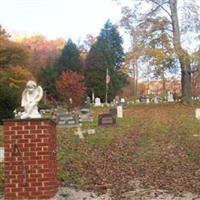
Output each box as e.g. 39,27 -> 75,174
92,88 -> 95,104
105,68 -> 110,105
105,82 -> 108,105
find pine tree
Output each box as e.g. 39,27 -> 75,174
38,66 -> 59,100
84,20 -> 127,101
57,39 -> 82,73
98,20 -> 124,70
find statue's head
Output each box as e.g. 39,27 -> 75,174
26,80 -> 37,93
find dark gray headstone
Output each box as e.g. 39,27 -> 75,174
109,108 -> 117,117
79,108 -> 93,122
57,113 -> 80,128
98,113 -> 116,127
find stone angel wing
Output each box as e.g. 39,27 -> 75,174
34,86 -> 43,103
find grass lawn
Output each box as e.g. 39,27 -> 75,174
57,103 -> 200,199
1,103 -> 200,199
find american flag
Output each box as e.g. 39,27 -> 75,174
106,68 -> 110,85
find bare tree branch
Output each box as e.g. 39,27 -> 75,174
149,0 -> 171,18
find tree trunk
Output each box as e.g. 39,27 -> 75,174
169,0 -> 192,103
161,70 -> 166,97
181,62 -> 192,103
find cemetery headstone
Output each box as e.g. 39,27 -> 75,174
79,108 -> 93,122
98,113 -> 116,126
57,113 -> 80,128
146,97 -> 150,104
154,96 -> 159,104
0,147 -> 4,162
87,129 -> 96,135
195,108 -> 200,120
120,98 -> 125,103
84,96 -> 91,109
120,98 -> 128,109
94,97 -> 101,107
109,108 -> 117,117
117,105 -> 123,118
115,96 -> 120,105
139,96 -> 146,103
167,91 -> 174,102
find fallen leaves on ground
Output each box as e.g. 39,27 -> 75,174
57,103 -> 200,199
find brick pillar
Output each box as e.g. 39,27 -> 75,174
3,119 -> 58,199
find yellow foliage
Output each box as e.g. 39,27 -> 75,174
0,66 -> 35,90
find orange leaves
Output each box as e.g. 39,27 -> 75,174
56,71 -> 86,107
8,66 -> 35,88
21,35 -> 65,74
0,65 -> 35,90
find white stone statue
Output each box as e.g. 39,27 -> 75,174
21,80 -> 43,119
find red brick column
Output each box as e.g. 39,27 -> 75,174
3,119 -> 58,199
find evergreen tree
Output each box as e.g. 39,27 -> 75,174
38,66 -> 59,100
98,20 -> 124,70
0,84 -> 19,122
57,39 -> 82,73
84,20 -> 127,101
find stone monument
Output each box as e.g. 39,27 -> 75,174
167,91 -> 174,102
117,105 -> 123,118
195,108 -> 200,120
94,97 -> 101,107
21,80 -> 43,119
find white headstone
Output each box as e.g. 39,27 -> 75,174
167,91 -> 174,102
94,97 -> 101,107
195,109 -> 200,120
120,98 -> 125,103
87,129 -> 96,135
154,96 -> 159,104
0,147 -> 4,162
117,105 -> 123,118
20,80 -> 43,119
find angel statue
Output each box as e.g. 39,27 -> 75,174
20,80 -> 43,119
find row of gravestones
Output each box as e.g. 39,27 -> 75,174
56,97 -> 93,128
56,97 -> 125,128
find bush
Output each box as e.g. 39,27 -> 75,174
0,84 -> 19,122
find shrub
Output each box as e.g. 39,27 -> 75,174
0,84 -> 19,122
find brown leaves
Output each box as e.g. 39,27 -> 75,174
57,104 -> 200,199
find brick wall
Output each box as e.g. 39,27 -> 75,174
3,119 -> 58,199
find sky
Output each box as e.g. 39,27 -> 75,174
0,0 -> 126,43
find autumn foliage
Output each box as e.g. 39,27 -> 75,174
56,71 -> 86,107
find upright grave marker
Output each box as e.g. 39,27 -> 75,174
98,113 -> 116,127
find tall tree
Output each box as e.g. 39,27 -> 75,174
99,20 -> 125,69
22,35 -> 64,75
84,20 -> 126,101
57,39 -> 82,73
0,26 -> 28,68
56,71 -> 86,108
119,0 -> 200,103
38,66 -> 59,100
